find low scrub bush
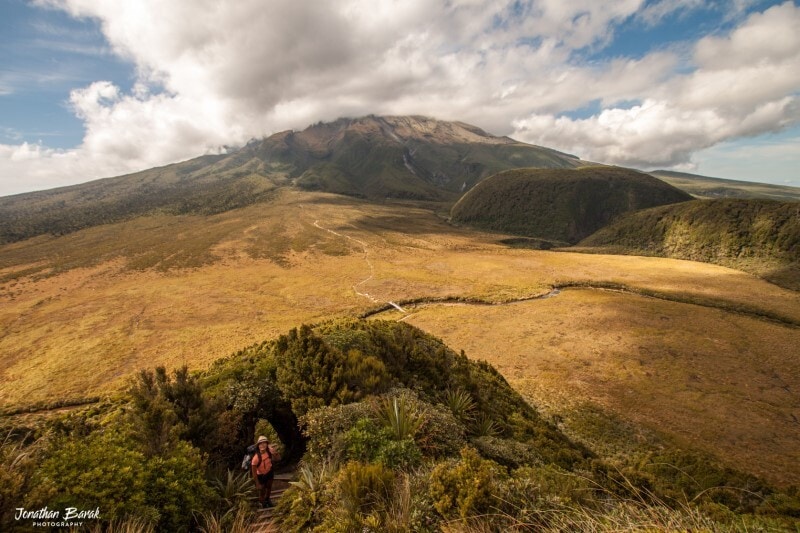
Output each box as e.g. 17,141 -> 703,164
470,436 -> 541,468
429,447 -> 506,520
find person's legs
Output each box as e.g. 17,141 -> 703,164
265,470 -> 275,506
257,474 -> 269,506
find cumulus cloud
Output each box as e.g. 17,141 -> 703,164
513,1 -> 800,168
513,97 -> 798,167
1,0 -> 798,194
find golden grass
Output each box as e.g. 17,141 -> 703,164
387,289 -> 800,487
1,189 -> 798,487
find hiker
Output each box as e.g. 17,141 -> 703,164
251,435 -> 279,508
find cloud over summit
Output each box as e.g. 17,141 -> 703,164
2,0 -> 798,194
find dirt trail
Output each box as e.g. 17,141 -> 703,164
312,219 -> 406,313
365,284 -> 800,328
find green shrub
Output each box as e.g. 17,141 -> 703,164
275,325 -> 391,415
341,418 -> 421,470
372,388 -> 467,459
27,421 -> 213,532
142,441 -> 216,532
415,400 -> 466,458
471,436 -> 541,468
316,461 -> 396,532
275,460 -> 335,532
376,395 -> 424,441
337,461 -> 395,514
301,402 -> 374,463
26,425 -> 156,524
342,418 -> 387,463
375,438 -> 422,471
128,366 -> 219,457
428,447 -> 505,519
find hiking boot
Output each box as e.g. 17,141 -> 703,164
263,499 -> 274,508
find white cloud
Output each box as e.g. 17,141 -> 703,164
513,1 -> 800,168
694,3 -> 800,69
513,97 -> 798,167
2,0 -> 799,195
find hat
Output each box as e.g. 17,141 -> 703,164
256,436 -> 269,445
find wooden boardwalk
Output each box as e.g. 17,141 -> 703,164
247,472 -> 293,532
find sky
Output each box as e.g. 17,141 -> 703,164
0,0 -> 798,197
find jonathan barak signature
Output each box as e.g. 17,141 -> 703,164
16,506 -> 101,527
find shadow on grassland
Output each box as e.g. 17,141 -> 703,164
553,291 -> 800,487
763,263 -> 800,291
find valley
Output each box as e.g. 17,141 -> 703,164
2,188 -> 798,487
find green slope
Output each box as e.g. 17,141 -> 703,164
450,166 -> 692,244
0,154 -> 287,244
578,198 -> 800,289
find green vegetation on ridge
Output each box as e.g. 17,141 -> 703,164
578,198 -> 800,290
0,155 -> 284,244
451,166 -> 692,244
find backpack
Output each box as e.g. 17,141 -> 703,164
241,444 -> 257,471
241,443 -> 273,471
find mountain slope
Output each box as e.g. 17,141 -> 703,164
450,166 -> 692,244
578,199 -> 800,289
0,115 -> 583,244
236,115 -> 583,200
0,154 -> 286,244
651,170 -> 800,201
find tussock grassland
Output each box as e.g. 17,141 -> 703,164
1,190 -> 798,488
385,289 -> 800,487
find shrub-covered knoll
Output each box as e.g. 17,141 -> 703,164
3,319 -> 799,532
579,198 -> 800,289
451,166 -> 691,244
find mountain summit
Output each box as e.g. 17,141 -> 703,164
238,115 -> 582,200
0,115 -> 583,243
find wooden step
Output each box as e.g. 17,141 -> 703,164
246,469 -> 297,532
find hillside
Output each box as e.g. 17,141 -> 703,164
4,319 -> 798,531
578,198 -> 800,289
0,153 -> 285,244
0,115 -> 582,244
450,166 -> 692,244
651,170 -> 800,201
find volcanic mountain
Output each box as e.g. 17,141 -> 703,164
0,115 -> 583,244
